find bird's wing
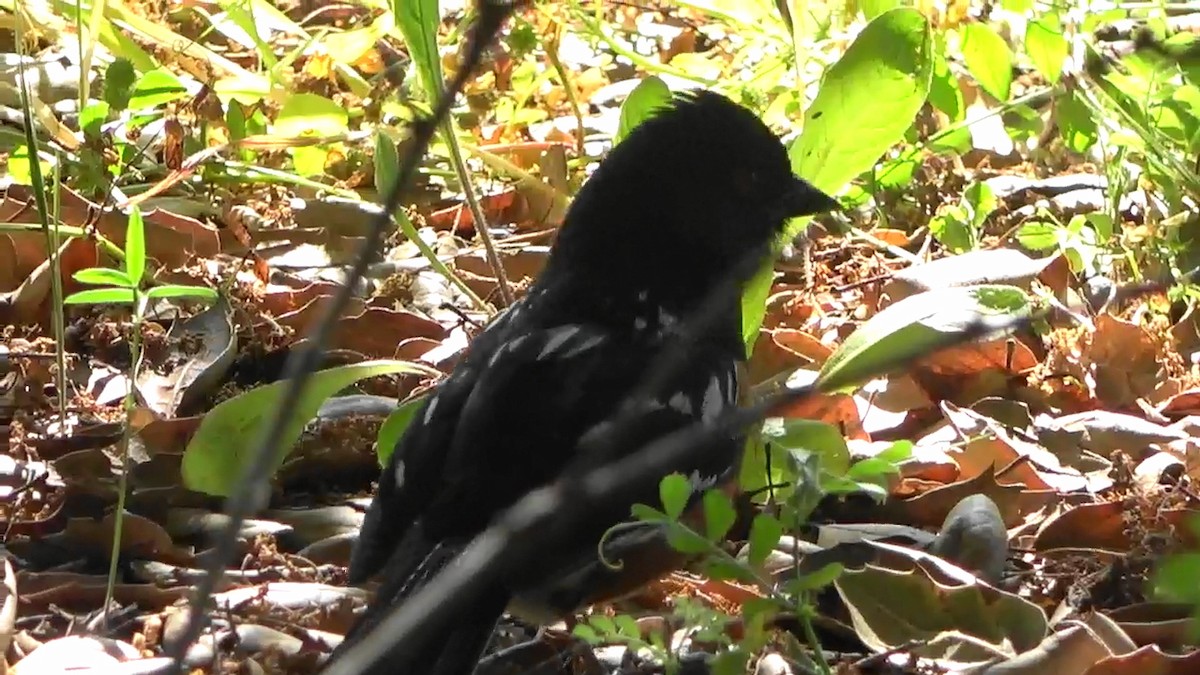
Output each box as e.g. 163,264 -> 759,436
348,308 -> 519,583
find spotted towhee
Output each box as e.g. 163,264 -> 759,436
332,90 -> 839,675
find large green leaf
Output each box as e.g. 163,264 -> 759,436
182,360 -> 438,496
395,0 -> 442,99
816,285 -> 1032,393
743,8 -> 933,348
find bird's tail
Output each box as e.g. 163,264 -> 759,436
329,523 -> 509,675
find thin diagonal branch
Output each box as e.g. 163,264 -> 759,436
160,3 -> 522,671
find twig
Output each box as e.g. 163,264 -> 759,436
159,3 -> 521,671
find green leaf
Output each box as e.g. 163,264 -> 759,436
744,8 -> 932,348
1015,222 -> 1059,251
929,205 -> 973,253
702,489 -> 737,542
7,145 -> 52,186
666,523 -> 712,554
788,8 -> 932,210
963,181 -> 997,229
748,513 -> 784,566
73,267 -> 134,287
182,360 -> 438,496
1002,0 -> 1033,11
845,456 -> 902,481
1058,89 -> 1098,152
572,623 -> 600,644
762,418 -> 851,475
275,93 -> 350,138
80,102 -> 110,140
860,0 -> 903,20
103,58 -> 137,111
816,285 -> 1033,393
124,207 -> 146,286
1026,15 -> 1068,84
145,285 -> 218,302
875,440 -> 913,464
614,614 -> 640,639
631,503 -> 667,522
961,23 -> 1014,101
64,288 -> 137,305
928,41 -> 964,121
129,69 -> 188,111
784,562 -> 844,592
375,396 -> 424,465
615,76 -> 672,146
395,0 -> 443,99
659,473 -> 692,521
374,130 -> 401,197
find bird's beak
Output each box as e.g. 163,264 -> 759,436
779,176 -> 840,218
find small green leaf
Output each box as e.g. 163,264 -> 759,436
631,503 -> 667,522
762,418 -> 851,475
659,473 -> 692,521
374,130 -> 400,197
7,145 -> 52,186
961,23 -> 1014,101
711,649 -> 751,675
702,489 -> 737,542
129,69 -> 188,110
964,181 -> 997,229
64,288 -> 137,305
666,523 -> 712,554
123,207 -> 146,286
615,76 -> 672,146
80,102 -> 110,140
748,513 -> 784,566
103,58 -> 137,111
572,623 -> 600,643
614,614 -> 640,639
145,285 -> 218,302
274,93 -> 350,137
875,440 -> 913,464
928,38 -> 964,121
846,456 -> 902,481
1015,222 -> 1059,251
73,267 -> 134,288
784,562 -> 844,592
1058,90 -> 1098,152
589,614 -> 617,637
1026,15 -> 1068,84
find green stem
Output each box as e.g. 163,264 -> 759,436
104,290 -> 144,628
797,600 -> 832,675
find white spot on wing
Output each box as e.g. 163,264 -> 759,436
658,308 -> 679,329
668,392 -> 694,415
637,290 -> 649,302
423,394 -> 440,425
634,317 -> 648,331
538,326 -> 582,360
394,460 -> 406,488
701,375 -> 725,421
688,470 -> 719,491
559,333 -> 605,359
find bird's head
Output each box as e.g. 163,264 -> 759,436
551,90 -> 838,293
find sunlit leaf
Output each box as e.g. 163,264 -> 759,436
961,23 -> 1013,101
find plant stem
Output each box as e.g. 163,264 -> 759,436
440,118 -> 514,307
798,600 -> 832,675
104,292 -> 145,628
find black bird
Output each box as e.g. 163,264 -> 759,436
333,90 -> 838,675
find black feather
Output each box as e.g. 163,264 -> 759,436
332,90 -> 838,675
